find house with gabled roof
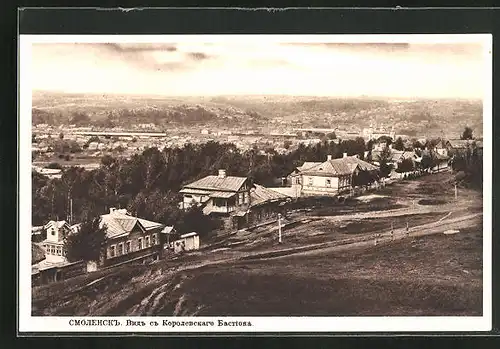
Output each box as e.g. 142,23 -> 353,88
287,153 -> 380,197
40,209 -> 170,273
180,169 -> 252,216
90,208 -> 168,268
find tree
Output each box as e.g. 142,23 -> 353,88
352,169 -> 375,188
412,139 -> 423,150
64,216 -> 107,263
396,158 -> 415,173
378,146 -> 393,178
420,152 -> 435,172
461,126 -> 473,140
393,137 -> 405,151
69,141 -> 82,153
378,135 -> 393,146
326,132 -> 337,140
177,206 -> 219,237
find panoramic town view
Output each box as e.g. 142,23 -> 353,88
30,39 -> 485,317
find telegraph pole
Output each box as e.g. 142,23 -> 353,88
455,184 -> 458,200
70,198 -> 73,225
278,213 -> 282,243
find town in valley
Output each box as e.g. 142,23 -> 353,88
29,41 -> 485,317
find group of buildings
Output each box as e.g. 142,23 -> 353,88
31,135 -> 482,286
31,208 -> 199,286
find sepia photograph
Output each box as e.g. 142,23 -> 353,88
19,34 -> 491,332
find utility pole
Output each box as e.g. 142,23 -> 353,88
70,198 -> 73,225
391,222 -> 394,241
455,184 -> 458,200
278,213 -> 282,244
406,221 -> 409,237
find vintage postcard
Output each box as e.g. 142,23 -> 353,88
19,34 -> 492,333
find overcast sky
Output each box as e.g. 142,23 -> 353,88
30,41 -> 487,99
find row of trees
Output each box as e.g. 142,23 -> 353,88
34,128 -> 478,238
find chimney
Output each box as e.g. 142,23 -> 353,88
343,152 -> 348,158
218,169 -> 227,179
327,155 -> 332,161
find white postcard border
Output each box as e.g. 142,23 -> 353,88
19,34 -> 493,333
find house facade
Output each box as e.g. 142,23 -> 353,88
180,170 -> 252,216
95,208 -> 168,268
288,153 -> 380,197
41,220 -> 74,263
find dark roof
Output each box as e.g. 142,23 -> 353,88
32,243 -> 46,265
183,175 -> 248,192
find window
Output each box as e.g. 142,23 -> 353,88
109,245 -> 116,258
326,179 -> 331,187
51,229 -> 55,236
214,198 -> 226,207
56,247 -> 62,256
151,234 -> 156,246
308,177 -> 313,186
125,241 -> 131,253
138,238 -> 143,250
145,236 -> 150,248
117,243 -> 123,256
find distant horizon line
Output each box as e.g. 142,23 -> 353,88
32,89 -> 483,102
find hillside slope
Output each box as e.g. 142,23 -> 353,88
31,91 -> 483,137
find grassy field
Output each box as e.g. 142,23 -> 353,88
32,224 -> 482,316
32,171 -> 483,316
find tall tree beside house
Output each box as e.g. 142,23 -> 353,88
378,146 -> 393,178
176,206 -> 220,237
461,126 -> 474,140
411,139 -> 423,150
366,139 -> 375,151
419,153 -> 433,172
326,132 -> 337,140
393,137 -> 405,151
64,217 -> 108,263
352,169 -> 376,188
396,158 -> 415,173
378,135 -> 393,146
